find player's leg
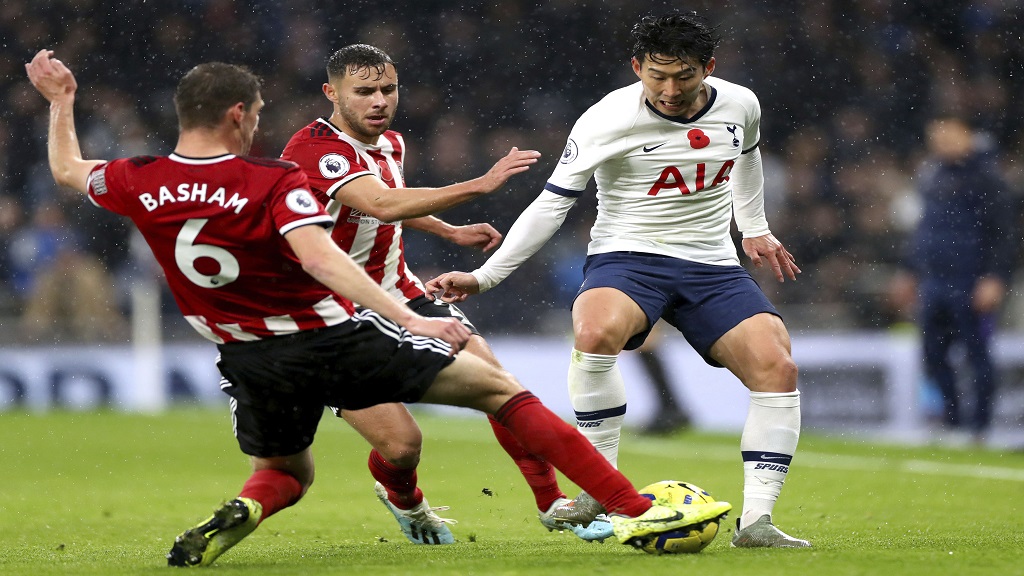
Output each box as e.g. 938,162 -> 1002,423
167,448 -> 313,568
570,287 -> 649,467
339,403 -> 455,544
660,261 -> 806,548
332,310 -> 731,544
168,342 -> 326,567
558,255 -> 668,539
168,417 -> 316,565
466,336 -> 569,516
708,312 -> 809,548
461,338 -> 606,539
341,404 -> 422,503
417,351 -> 730,533
409,297 -> 568,520
548,287 -> 648,540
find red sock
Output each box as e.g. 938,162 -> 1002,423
494,391 -> 651,518
487,414 -> 565,511
368,449 -> 423,509
238,469 -> 304,523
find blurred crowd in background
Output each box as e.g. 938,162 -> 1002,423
0,0 -> 1021,343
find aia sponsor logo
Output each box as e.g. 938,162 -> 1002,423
647,161 -> 734,196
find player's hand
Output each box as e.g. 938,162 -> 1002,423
448,223 -> 502,252
25,50 -> 77,104
404,315 -> 471,356
742,233 -> 800,282
478,147 -> 541,192
424,271 -> 480,303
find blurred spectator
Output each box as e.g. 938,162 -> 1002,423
891,112 -> 1015,442
0,194 -> 26,310
10,201 -> 127,342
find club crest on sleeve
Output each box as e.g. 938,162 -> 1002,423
318,153 -> 349,178
285,189 -> 320,214
560,139 -> 579,164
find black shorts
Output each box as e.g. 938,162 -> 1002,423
405,295 -> 479,335
216,309 -> 455,457
328,296 -> 478,422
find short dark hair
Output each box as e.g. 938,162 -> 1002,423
173,62 -> 261,130
326,44 -> 396,81
631,12 -> 722,66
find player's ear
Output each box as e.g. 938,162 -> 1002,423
227,102 -> 246,126
322,82 -> 339,103
631,56 -> 643,78
704,57 -> 716,77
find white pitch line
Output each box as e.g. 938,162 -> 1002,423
621,439 -> 1024,482
901,459 -> 1024,482
420,419 -> 1024,483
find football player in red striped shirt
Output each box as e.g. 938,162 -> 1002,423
281,45 -> 595,542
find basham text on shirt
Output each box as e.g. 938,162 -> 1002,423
138,183 -> 250,214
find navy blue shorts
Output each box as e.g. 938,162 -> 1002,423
574,252 -> 780,366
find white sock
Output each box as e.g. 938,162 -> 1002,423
568,349 -> 626,468
739,390 -> 801,529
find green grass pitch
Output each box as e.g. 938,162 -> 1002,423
0,408 -> 1021,575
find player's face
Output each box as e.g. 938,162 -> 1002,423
239,96 -> 264,155
632,54 -> 714,117
330,63 -> 399,143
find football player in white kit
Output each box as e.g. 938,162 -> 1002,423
427,12 -> 810,548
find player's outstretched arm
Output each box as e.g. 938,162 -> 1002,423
286,224 -> 470,353
406,217 -> 503,252
475,146 -> 542,192
423,190 -> 578,301
334,147 -> 540,222
741,233 -> 801,283
25,50 -> 104,194
434,189 -> 577,295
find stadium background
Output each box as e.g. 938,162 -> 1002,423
0,1 -> 1022,443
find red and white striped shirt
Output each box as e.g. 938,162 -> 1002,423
281,118 -> 425,302
87,153 -> 353,343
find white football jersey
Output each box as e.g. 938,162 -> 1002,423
547,76 -> 761,266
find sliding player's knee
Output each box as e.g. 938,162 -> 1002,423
376,439 -> 422,469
